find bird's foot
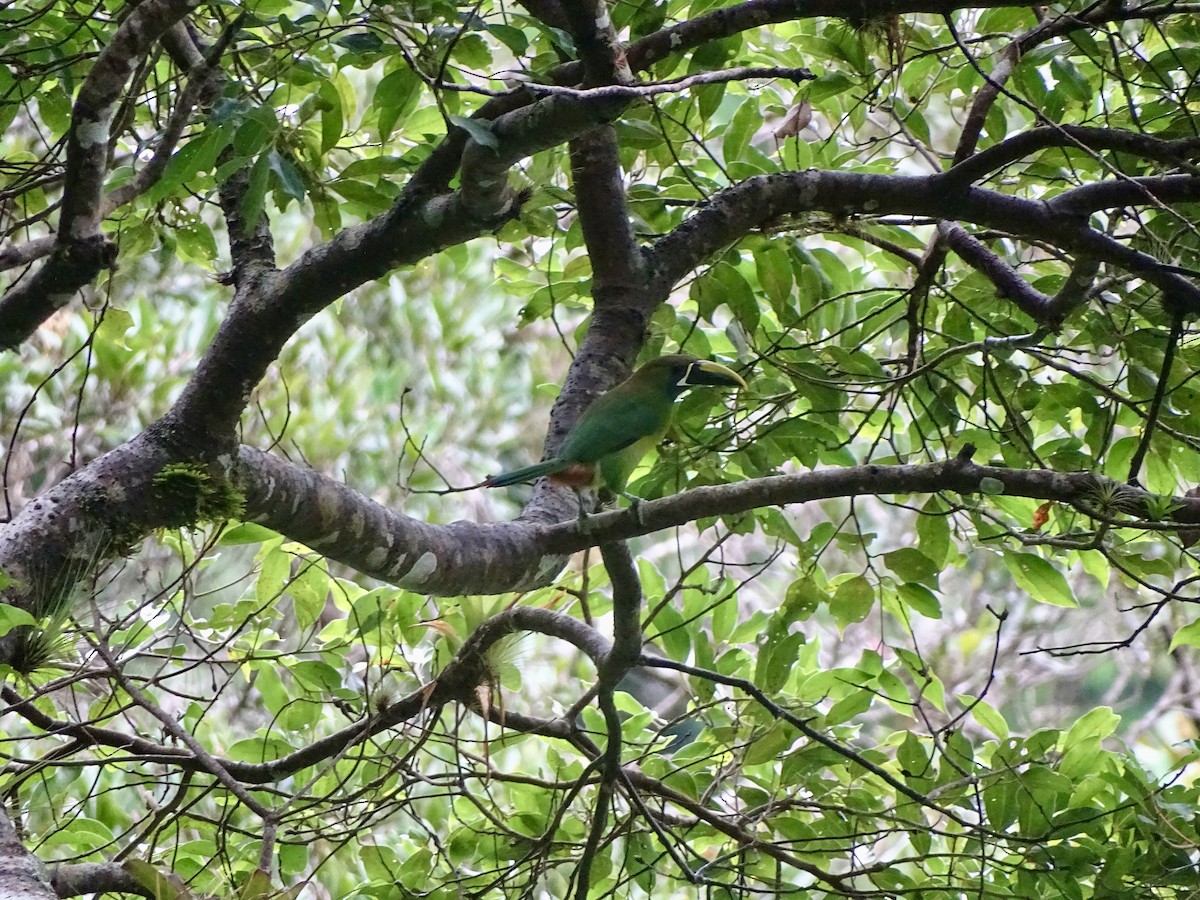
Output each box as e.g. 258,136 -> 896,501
622,491 -> 644,526
575,493 -> 596,534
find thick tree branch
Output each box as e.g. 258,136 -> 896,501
559,0 -> 633,87
50,862 -> 154,899
570,128 -> 645,305
0,430 -> 178,625
1047,174 -> 1200,215
0,808 -> 54,900
945,125 -> 1200,191
1049,254 -> 1102,317
645,170 -> 1200,318
172,83 -> 635,441
524,65 -> 813,99
458,91 -> 628,220
228,446 -> 1200,599
600,541 -> 643,674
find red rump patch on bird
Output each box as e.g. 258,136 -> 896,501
547,463 -> 597,487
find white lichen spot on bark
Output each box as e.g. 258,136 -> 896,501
77,120 -> 109,148
422,199 -> 446,228
535,554 -> 566,582
400,551 -> 438,586
316,487 -> 340,522
863,198 -> 879,211
261,475 -> 277,503
365,546 -> 388,569
386,552 -> 409,577
349,508 -> 365,539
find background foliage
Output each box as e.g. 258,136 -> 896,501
2,0 -> 1200,897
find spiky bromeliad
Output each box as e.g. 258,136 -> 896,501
484,355 -> 747,502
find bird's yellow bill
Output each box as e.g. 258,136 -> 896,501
683,359 -> 747,389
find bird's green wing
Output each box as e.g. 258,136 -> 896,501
557,390 -> 672,464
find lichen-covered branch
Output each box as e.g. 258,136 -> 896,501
226,445 -> 1200,599
0,808 -> 55,900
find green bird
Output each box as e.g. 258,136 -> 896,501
484,354 -> 747,496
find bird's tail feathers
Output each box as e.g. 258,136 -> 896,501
483,458 -> 567,487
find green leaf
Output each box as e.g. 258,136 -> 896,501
897,582 -> 942,619
1061,706 -> 1119,749
239,151 -> 272,229
218,522 -> 280,545
1003,552 -> 1077,607
958,693 -> 1008,739
256,545 -> 290,605
0,603 -> 37,637
754,242 -> 794,310
238,867 -> 274,900
744,721 -> 791,766
916,498 -> 951,566
334,31 -> 384,53
175,219 -> 218,264
268,148 -> 306,204
832,575 -> 874,629
96,307 -> 135,349
883,548 -> 939,585
825,688 -> 871,725
448,114 -> 498,150
1169,618 -> 1200,651
124,860 -> 193,900
755,631 -> 804,693
289,558 -> 329,629
978,477 -> 1006,495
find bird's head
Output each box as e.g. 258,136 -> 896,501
640,354 -> 748,398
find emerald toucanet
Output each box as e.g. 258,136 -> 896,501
484,354 -> 746,495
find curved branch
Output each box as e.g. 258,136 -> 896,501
645,170 -> 1200,315
0,0 -> 202,352
3,608 -> 607,784
231,445 -> 1200,598
1047,174 -> 1200,215
937,220 -> 1057,324
945,125 -> 1200,190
